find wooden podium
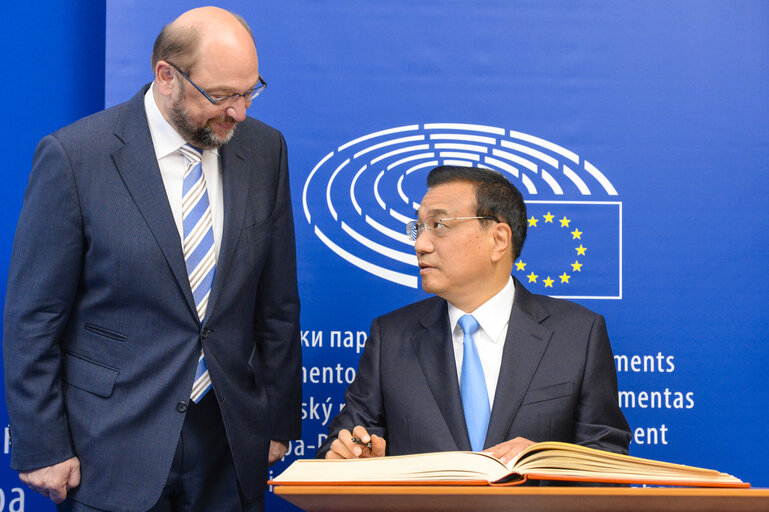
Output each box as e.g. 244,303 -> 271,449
274,485 -> 769,512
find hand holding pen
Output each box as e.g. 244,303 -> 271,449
325,426 -> 386,459
349,436 -> 372,450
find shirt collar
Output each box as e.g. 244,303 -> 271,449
447,276 -> 515,342
143,83 -> 220,160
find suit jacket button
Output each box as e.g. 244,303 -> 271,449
176,401 -> 188,412
201,329 -> 211,339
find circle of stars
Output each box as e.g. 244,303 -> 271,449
515,211 -> 587,290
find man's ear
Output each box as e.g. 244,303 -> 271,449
489,223 -> 513,263
155,61 -> 176,97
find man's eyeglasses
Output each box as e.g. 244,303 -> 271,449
168,62 -> 267,106
405,216 -> 500,241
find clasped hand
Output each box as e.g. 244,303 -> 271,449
19,456 -> 80,504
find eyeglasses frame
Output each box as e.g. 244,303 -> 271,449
406,216 -> 500,241
167,62 -> 267,106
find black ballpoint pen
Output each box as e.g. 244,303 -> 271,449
349,436 -> 373,449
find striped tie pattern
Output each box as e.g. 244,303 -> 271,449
180,144 -> 215,403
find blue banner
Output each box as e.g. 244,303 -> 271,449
3,1 -> 766,510
105,2 -> 769,510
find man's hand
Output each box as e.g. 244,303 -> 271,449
268,440 -> 289,465
19,456 -> 81,504
325,426 -> 386,459
483,437 -> 536,464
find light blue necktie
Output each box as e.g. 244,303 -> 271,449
458,314 -> 490,452
180,144 -> 216,403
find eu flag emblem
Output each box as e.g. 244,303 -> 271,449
516,201 -> 622,299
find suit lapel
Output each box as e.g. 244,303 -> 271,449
203,143 -> 251,324
411,300 -> 471,451
111,87 -> 197,320
485,279 -> 553,447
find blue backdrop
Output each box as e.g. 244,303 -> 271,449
3,1 -> 768,511
1,2 -> 105,510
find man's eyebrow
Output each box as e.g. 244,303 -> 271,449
208,86 -> 251,95
203,80 -> 260,95
415,208 -> 449,221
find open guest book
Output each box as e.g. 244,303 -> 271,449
271,441 -> 748,488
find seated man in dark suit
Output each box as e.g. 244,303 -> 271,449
317,165 -> 630,466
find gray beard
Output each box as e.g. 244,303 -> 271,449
168,91 -> 236,149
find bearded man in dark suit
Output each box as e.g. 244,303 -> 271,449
4,7 -> 301,511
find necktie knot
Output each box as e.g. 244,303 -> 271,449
180,144 -> 202,163
458,314 -> 479,337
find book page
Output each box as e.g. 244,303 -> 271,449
273,451 -> 511,484
509,442 -> 744,485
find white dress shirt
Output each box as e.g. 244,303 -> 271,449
448,276 -> 516,409
143,85 -> 223,260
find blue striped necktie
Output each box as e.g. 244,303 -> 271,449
458,314 -> 490,452
180,144 -> 215,403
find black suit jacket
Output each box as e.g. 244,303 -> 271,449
318,279 -> 630,462
3,85 -> 302,511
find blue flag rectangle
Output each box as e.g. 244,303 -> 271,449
516,201 -> 622,299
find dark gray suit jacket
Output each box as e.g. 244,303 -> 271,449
3,85 -> 301,511
318,278 -> 630,466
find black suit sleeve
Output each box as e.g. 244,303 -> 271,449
252,132 -> 302,441
572,314 -> 631,454
3,135 -> 81,470
316,317 -> 388,457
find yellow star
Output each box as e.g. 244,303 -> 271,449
527,272 -> 538,283
543,212 -> 554,223
559,273 -> 571,283
515,260 -> 526,271
559,216 -> 571,227
543,276 -> 554,288
528,216 -> 539,227
571,260 -> 583,272
575,244 -> 587,256
571,228 -> 582,239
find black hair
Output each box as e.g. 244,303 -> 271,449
426,166 -> 527,260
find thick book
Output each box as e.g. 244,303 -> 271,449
271,441 -> 748,488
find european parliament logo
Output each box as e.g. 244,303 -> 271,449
302,124 -> 622,299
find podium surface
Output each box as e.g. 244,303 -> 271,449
274,485 -> 769,512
